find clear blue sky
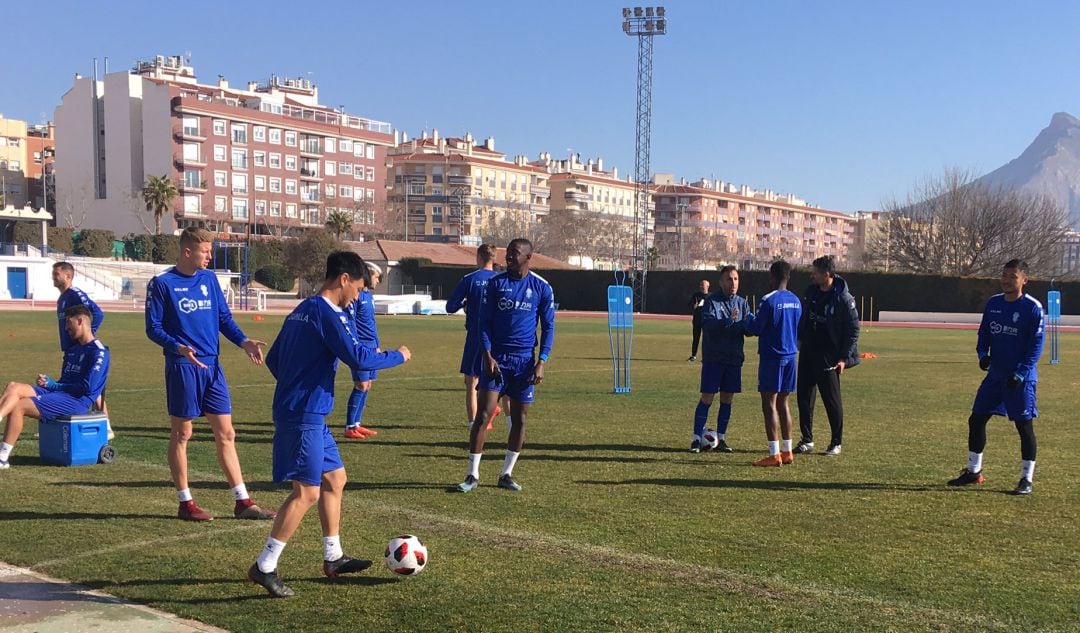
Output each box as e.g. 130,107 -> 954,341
4,0 -> 1080,214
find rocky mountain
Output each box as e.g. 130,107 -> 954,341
977,111 -> 1080,229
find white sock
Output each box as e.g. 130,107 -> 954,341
768,441 -> 780,456
0,442 -> 13,462
468,453 -> 482,479
718,433 -> 726,441
968,451 -> 983,473
177,488 -> 193,503
502,450 -> 520,476
1021,460 -> 1036,482
257,537 -> 287,573
781,439 -> 792,453
232,483 -> 250,501
323,535 -> 343,562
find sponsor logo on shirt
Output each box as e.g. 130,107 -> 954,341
989,321 -> 1019,336
178,297 -> 214,314
498,298 -> 533,311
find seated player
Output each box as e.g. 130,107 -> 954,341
0,305 -> 110,468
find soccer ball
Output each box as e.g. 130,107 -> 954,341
701,429 -> 719,451
385,534 -> 428,576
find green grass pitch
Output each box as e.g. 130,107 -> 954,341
0,312 -> 1077,632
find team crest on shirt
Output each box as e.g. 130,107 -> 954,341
200,284 -> 208,297
526,288 -> 533,299
1013,312 -> 1019,323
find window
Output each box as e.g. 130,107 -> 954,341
213,171 -> 227,187
325,138 -> 336,153
255,200 -> 266,216
308,208 -> 320,224
432,226 -> 443,236
353,142 -> 364,157
354,165 -> 364,180
183,143 -> 200,161
341,185 -> 353,199
286,203 -> 297,218
284,131 -> 297,147
254,175 -> 266,191
232,198 -> 249,219
182,117 -> 199,136
354,188 -> 364,201
339,162 -> 352,175
231,123 -> 247,144
232,174 -> 248,195
269,153 -> 281,169
184,194 -> 201,214
214,196 -> 227,213
285,179 -> 297,194
253,126 -> 266,142
340,139 -> 352,153
366,166 -> 375,181
285,155 -> 297,171
232,148 -> 247,170
269,177 -> 282,193
184,170 -> 201,188
214,145 -> 226,161
326,184 -> 336,198
325,161 -> 336,176
269,128 -> 282,144
254,151 -> 266,167
366,144 -> 375,160
271,201 -> 282,217
366,188 -> 374,202
432,166 -> 444,184
212,120 -> 226,136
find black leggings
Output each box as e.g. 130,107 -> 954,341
691,319 -> 702,356
968,414 -> 1037,461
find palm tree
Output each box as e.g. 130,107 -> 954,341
142,175 -> 179,234
325,209 -> 353,240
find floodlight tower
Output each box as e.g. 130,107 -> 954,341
621,6 -> 666,312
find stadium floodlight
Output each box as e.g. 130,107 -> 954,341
623,7 -> 631,17
619,7 -> 668,313
657,6 -> 665,16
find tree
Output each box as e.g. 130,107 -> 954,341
325,209 -> 353,239
283,228 -> 344,293
48,227 -> 75,253
142,174 -> 179,234
254,264 -> 294,292
482,196 -> 548,251
74,229 -> 115,258
869,169 -> 1070,277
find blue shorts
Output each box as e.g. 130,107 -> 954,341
477,352 -> 536,404
272,420 -> 344,486
758,357 -> 797,393
700,362 -> 742,395
165,357 -> 232,419
973,377 -> 1038,421
31,386 -> 94,423
460,333 -> 485,376
350,363 -> 378,383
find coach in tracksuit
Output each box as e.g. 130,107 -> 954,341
795,256 -> 860,456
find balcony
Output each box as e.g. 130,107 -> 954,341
299,141 -> 322,157
300,192 -> 321,203
179,181 -> 207,194
175,154 -> 207,168
175,127 -> 207,142
299,168 -> 322,181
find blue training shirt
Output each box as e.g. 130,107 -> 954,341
445,268 -> 498,335
977,293 -> 1044,382
745,289 -> 802,360
479,271 -> 555,360
267,296 -> 406,426
46,338 -> 110,401
57,287 -> 104,351
701,291 -> 752,365
348,289 -> 379,348
145,268 -> 248,360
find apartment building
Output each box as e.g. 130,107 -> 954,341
25,123 -> 55,212
55,55 -> 394,237
0,114 -> 28,209
651,176 -> 857,270
537,153 -> 644,269
386,131 -> 550,244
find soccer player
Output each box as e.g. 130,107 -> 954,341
687,279 -> 710,361
445,244 -> 509,431
795,255 -> 860,456
454,238 -> 555,493
342,262 -> 383,439
52,262 -> 112,438
247,251 -> 410,598
145,227 -> 274,522
0,305 -> 109,468
948,259 -> 1044,495
689,265 -> 751,453
744,261 -> 802,467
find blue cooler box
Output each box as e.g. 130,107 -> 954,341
39,413 -> 109,466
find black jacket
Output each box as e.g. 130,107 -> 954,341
798,275 -> 860,369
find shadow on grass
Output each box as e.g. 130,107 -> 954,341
344,481 -> 454,491
574,477 -> 958,493
0,581 -> 123,603
0,510 -> 174,521
48,480 -> 286,492
406,452 -> 679,465
374,440 -> 687,454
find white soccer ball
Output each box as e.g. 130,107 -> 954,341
701,429 -> 719,451
385,534 -> 428,576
